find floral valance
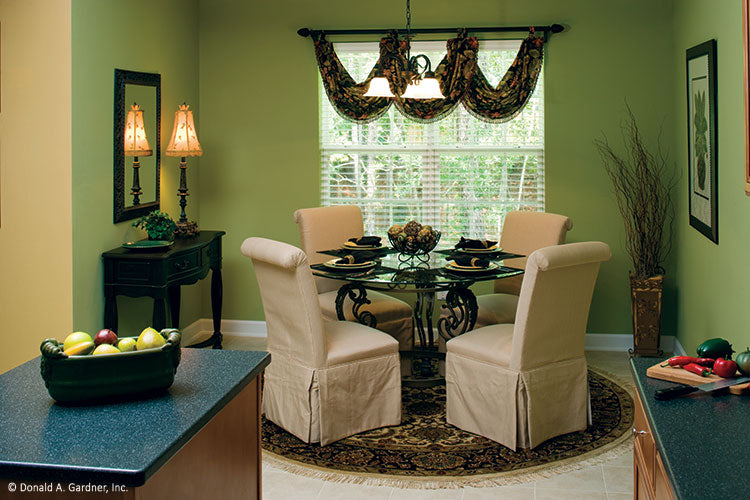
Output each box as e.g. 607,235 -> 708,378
313,29 -> 544,123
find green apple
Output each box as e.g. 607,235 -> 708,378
117,338 -> 137,352
92,344 -> 120,355
137,327 -> 166,350
63,331 -> 92,352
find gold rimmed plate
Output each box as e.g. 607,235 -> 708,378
457,245 -> 500,253
343,241 -> 382,250
445,262 -> 498,273
324,259 -> 377,270
122,240 -> 174,251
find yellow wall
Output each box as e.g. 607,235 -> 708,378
0,0 -> 73,372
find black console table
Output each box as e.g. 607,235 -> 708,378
102,230 -> 225,349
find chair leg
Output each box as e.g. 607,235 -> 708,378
587,384 -> 592,426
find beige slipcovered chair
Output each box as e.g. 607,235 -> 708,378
473,211 -> 573,328
294,205 -> 414,350
241,237 -> 401,445
446,241 -> 611,450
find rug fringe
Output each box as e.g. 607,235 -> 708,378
263,366 -> 635,490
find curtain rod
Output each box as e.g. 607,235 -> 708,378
297,24 -> 565,39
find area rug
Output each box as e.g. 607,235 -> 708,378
262,369 -> 634,488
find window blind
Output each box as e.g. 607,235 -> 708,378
320,40 -> 544,243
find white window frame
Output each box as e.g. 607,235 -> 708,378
320,39 -> 544,241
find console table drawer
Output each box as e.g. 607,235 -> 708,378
168,249 -> 203,278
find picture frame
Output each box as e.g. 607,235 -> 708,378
744,0 -> 750,194
686,40 -> 718,243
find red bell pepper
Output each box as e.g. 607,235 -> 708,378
712,358 -> 738,378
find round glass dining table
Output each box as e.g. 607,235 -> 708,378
311,248 -> 524,384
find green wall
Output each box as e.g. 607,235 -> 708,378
197,0 -> 676,334
672,0 -> 749,353
72,0 -> 203,337
68,0 -> 750,349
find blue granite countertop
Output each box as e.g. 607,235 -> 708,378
0,349 -> 270,487
630,356 -> 750,500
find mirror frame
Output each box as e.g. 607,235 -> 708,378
113,68 -> 161,223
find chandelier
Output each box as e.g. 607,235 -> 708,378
364,0 -> 445,100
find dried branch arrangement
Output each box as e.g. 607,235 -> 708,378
594,105 -> 676,279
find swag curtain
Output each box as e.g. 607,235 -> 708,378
313,30 -> 544,124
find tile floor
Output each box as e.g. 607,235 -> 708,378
220,335 -> 635,500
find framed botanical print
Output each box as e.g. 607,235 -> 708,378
744,0 -> 750,194
686,40 -> 718,243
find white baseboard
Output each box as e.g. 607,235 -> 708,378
181,318 -> 268,344
584,333 -> 680,354
182,318 -> 681,354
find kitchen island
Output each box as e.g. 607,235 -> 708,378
631,356 -> 750,500
0,348 -> 270,499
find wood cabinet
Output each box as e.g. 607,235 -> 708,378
633,392 -> 675,500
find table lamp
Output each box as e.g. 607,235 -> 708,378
166,103 -> 202,235
123,103 -> 153,205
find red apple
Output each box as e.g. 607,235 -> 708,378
94,328 -> 118,346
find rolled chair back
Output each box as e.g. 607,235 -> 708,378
240,237 -> 327,369
495,211 -> 573,295
510,241 -> 611,371
294,205 -> 364,293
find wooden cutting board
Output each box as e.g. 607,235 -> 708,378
646,360 -> 750,395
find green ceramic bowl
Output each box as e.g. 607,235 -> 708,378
40,329 -> 181,403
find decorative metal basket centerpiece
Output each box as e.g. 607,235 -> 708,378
387,221 -> 441,262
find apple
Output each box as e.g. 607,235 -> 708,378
137,327 -> 166,350
63,331 -> 92,352
117,337 -> 137,352
92,344 -> 120,355
94,328 -> 118,346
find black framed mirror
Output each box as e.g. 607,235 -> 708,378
114,69 -> 161,223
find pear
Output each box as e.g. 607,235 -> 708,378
117,338 -> 137,352
137,327 -> 166,351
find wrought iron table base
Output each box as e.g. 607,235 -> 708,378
334,283 -> 479,385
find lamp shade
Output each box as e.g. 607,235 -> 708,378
400,77 -> 445,99
166,103 -> 202,157
123,103 -> 152,156
364,76 -> 395,97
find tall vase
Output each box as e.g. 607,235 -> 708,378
629,274 -> 664,357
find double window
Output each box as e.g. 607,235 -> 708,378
320,40 -> 544,242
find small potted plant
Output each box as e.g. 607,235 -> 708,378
133,211 -> 177,241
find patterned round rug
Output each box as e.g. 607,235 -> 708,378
262,369 -> 633,487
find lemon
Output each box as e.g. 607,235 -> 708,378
63,332 -> 92,352
137,327 -> 166,350
92,344 -> 120,355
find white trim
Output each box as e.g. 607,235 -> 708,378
181,319 -> 268,345
182,319 -> 681,354
584,333 -> 680,354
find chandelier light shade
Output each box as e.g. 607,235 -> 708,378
124,103 -> 153,156
166,103 -> 202,157
364,76 -> 395,97
401,75 -> 445,99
